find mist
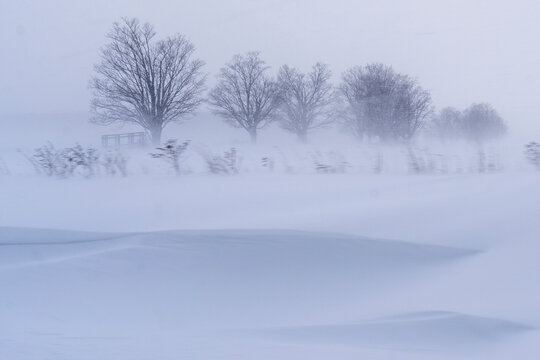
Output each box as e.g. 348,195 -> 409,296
1,1 -> 540,360
1,0 -> 539,136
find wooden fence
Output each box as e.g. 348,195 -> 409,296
101,132 -> 147,148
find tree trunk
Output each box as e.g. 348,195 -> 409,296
298,131 -> 308,143
149,126 -> 162,146
248,128 -> 257,143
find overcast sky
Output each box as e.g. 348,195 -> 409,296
1,0 -> 539,135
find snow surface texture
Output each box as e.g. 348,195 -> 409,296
0,222 -> 538,359
1,116 -> 540,359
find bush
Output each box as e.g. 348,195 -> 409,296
64,144 -> 100,177
312,151 -> 349,174
261,157 -> 274,172
24,143 -> 130,178
524,142 -> 540,170
102,150 -> 128,177
204,148 -> 240,174
29,143 -> 99,178
150,139 -> 190,175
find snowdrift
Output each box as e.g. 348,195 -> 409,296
0,227 -> 533,359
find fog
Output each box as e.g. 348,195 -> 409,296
1,0 -> 539,137
2,2 -> 540,360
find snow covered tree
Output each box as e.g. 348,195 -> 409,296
90,18 -> 206,145
276,63 -> 335,142
208,52 -> 281,142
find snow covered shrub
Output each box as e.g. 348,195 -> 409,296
312,151 -> 349,174
27,143 -> 99,178
150,139 -> 190,175
314,162 -> 339,173
204,148 -> 240,174
64,144 -> 100,177
261,157 -> 274,172
28,143 -> 62,176
102,150 -> 128,177
223,148 -> 239,173
524,142 -> 540,170
406,148 -> 438,174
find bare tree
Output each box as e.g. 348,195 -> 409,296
392,78 -> 432,140
340,63 -> 398,140
340,63 -> 431,142
429,104 -> 506,143
461,103 -> 507,143
90,18 -> 206,145
429,107 -> 463,141
208,52 -> 281,142
277,63 -> 335,142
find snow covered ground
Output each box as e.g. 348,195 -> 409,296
2,0 -> 539,356
0,114 -> 539,359
1,169 -> 539,359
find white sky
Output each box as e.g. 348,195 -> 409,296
1,0 -> 539,135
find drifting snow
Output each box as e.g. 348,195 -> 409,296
0,226 -> 536,359
259,311 -> 532,352
1,116 -> 540,358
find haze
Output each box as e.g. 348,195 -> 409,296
2,2 -> 540,359
1,0 -> 539,136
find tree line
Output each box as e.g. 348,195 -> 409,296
90,18 -> 507,145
